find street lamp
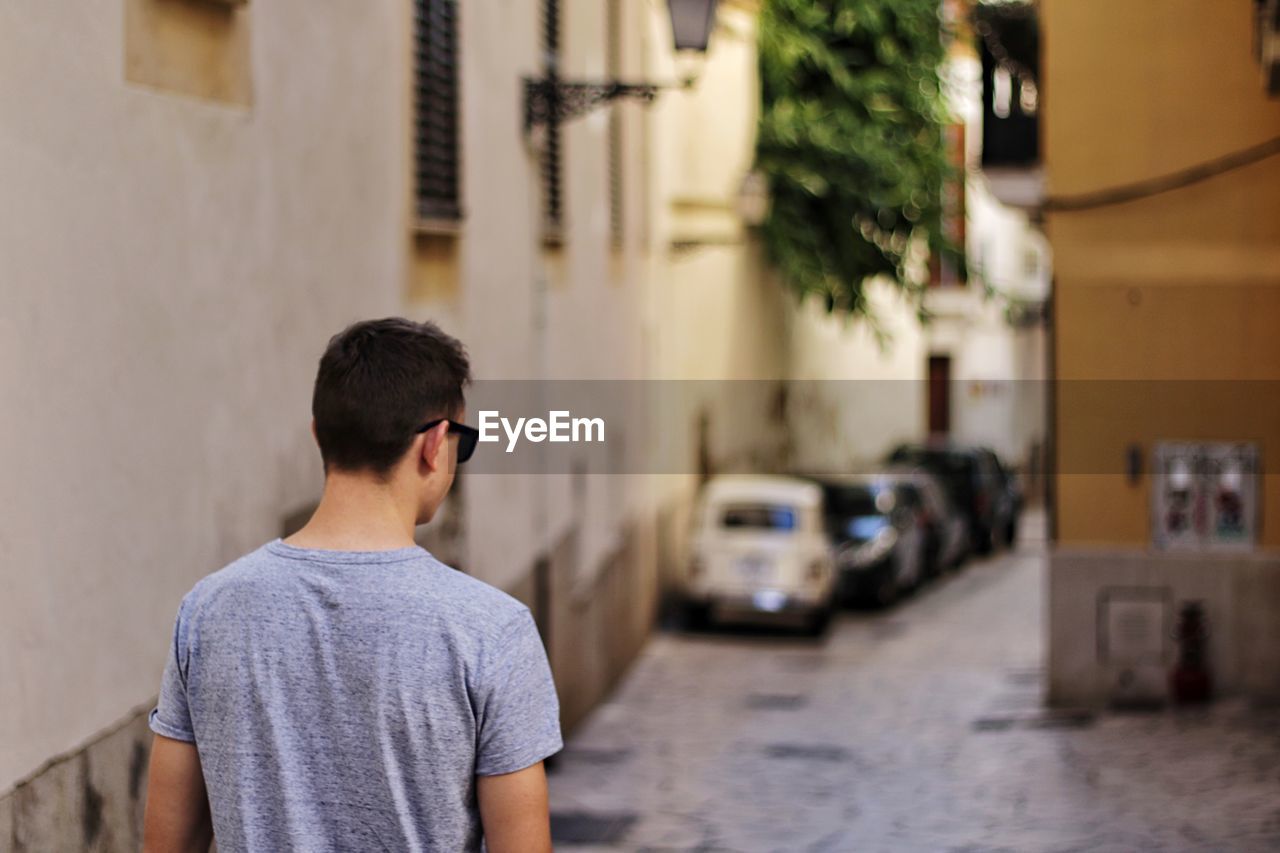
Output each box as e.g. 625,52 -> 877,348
522,0 -> 718,134
669,0 -> 719,53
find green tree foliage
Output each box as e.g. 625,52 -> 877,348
756,0 -> 957,321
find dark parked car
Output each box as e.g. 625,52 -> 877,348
810,474 -> 929,607
976,447 -> 1023,547
887,467 -> 971,573
885,443 -> 1010,555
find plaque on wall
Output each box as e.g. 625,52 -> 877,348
1099,587 -> 1170,666
1098,586 -> 1172,708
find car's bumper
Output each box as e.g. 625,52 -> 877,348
696,587 -> 828,624
836,556 -> 894,598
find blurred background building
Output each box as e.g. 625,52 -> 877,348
1043,0 -> 1280,708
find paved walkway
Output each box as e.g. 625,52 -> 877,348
547,514 -> 1280,852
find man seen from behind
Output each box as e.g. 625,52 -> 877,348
142,318 -> 562,852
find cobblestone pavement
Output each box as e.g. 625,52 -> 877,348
546,515 -> 1280,852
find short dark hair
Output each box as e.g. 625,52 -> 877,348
312,318 -> 471,478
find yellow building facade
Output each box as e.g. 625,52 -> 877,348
1044,0 -> 1280,705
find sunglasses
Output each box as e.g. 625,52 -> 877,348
416,419 -> 480,464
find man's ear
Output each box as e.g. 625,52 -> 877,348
310,419 -> 318,444
420,421 -> 450,472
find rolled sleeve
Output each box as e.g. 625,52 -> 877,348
474,609 -> 563,776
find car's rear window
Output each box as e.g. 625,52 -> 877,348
825,485 -> 887,518
891,448 -> 977,498
720,503 -> 797,531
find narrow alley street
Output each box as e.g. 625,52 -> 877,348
548,516 -> 1280,852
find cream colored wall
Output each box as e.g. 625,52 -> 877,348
404,0 -> 542,594
0,0 -> 406,790
397,0 -> 792,664
1044,0 -> 1280,547
788,286 -> 927,472
402,0 -> 655,595
641,1 -> 792,524
631,0 -> 805,589
645,1 -> 780,378
398,0 -> 786,598
541,0 -> 653,586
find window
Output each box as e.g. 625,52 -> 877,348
721,505 -> 797,531
125,0 -> 252,106
607,0 -> 624,246
927,354 -> 952,435
929,122 -> 966,287
414,0 -> 461,222
541,0 -> 564,236
825,487 -> 886,520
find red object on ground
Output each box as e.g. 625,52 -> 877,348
1170,601 -> 1212,704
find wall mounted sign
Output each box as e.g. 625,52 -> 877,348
1098,586 -> 1172,708
1152,442 -> 1258,551
1099,587 -> 1170,666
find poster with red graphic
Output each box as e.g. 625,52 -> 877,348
1152,443 -> 1258,551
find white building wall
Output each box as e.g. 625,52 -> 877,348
788,286 -> 928,472
0,0 -> 406,789
941,173 -> 1049,466
783,46 -> 1051,479
926,50 -> 1050,472
414,0 -> 545,596
403,0 -> 654,596
631,0 -> 799,588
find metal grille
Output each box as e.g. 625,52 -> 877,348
607,0 -> 624,246
542,0 -> 563,234
930,122 -> 966,287
414,0 -> 461,221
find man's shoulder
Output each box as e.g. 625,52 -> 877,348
418,554 -> 532,629
179,543 -> 283,607
182,542 -> 530,630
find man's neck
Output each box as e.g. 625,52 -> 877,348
284,472 -> 418,552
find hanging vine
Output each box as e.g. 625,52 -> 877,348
756,0 -> 961,323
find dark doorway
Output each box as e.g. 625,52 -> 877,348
928,355 -> 952,437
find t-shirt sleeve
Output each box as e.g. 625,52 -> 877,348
474,608 -> 563,776
149,594 -> 196,743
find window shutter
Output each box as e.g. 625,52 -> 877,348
542,0 -> 564,234
414,0 -> 461,221
607,0 -> 624,247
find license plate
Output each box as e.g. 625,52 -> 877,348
752,589 -> 788,612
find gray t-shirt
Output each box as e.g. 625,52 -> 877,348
150,540 -> 563,852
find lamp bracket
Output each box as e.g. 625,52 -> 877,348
523,77 -> 661,135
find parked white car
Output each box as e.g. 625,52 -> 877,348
682,475 -> 836,634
